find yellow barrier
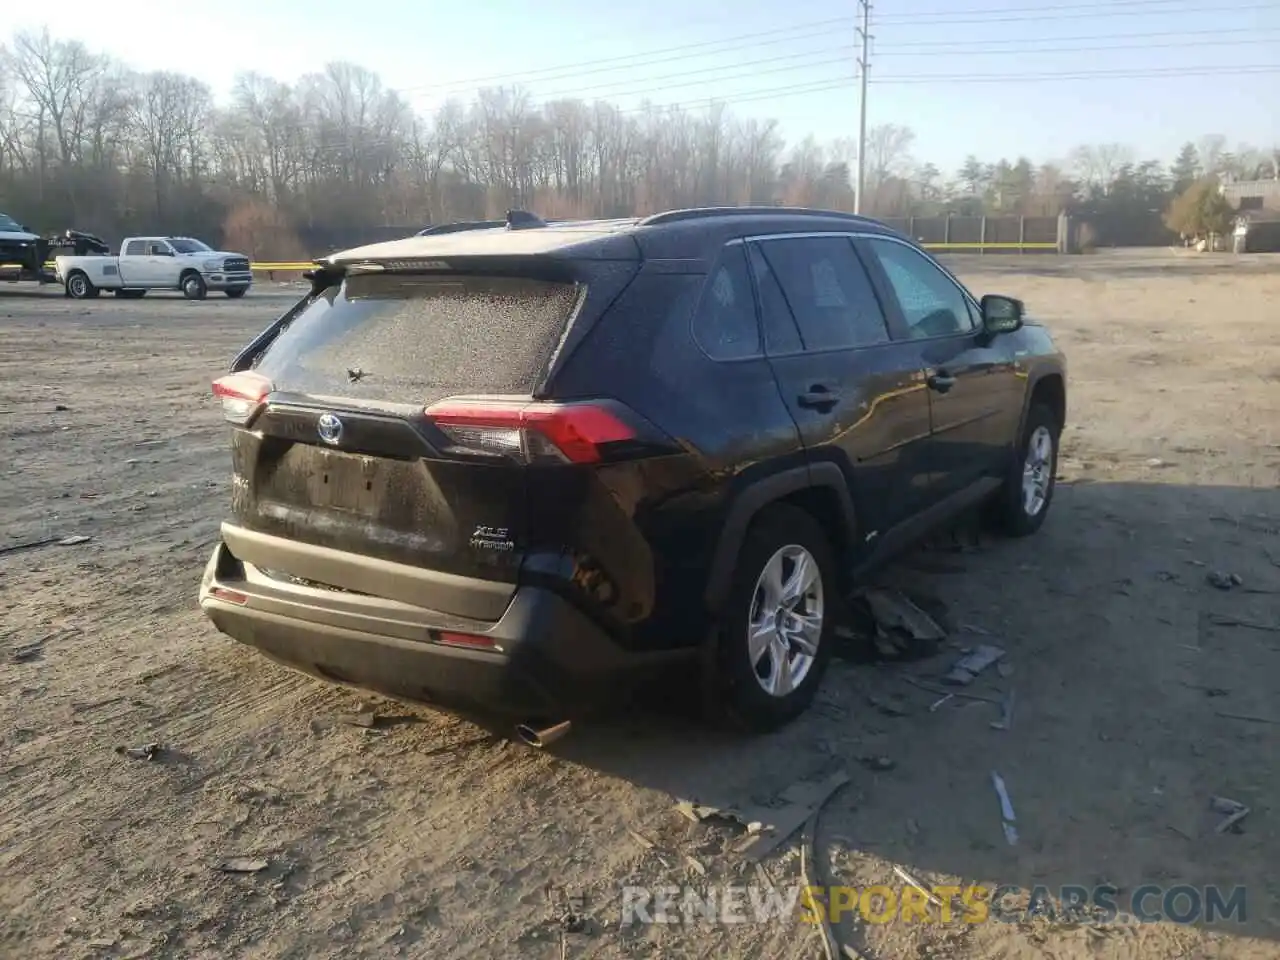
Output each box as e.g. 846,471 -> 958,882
15,243 -> 1058,276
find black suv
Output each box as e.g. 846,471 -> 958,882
201,207 -> 1066,735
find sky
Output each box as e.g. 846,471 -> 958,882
7,0 -> 1279,176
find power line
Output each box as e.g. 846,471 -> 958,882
397,18 -> 850,97
871,65 -> 1280,83
875,34 -> 1280,57
396,0 -> 1272,101
872,25 -> 1280,49
514,46 -> 854,102
876,0 -> 1239,19
871,0 -> 1272,25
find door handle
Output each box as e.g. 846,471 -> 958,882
927,372 -> 956,394
798,385 -> 840,410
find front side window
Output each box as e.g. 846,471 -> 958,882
863,238 -> 975,339
169,238 -> 212,254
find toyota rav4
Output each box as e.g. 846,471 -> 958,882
199,207 -> 1066,734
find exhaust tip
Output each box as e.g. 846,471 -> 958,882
514,720 -> 572,749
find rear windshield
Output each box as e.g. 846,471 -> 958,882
254,273 -> 582,402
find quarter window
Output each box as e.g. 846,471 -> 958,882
863,238 -> 975,339
692,245 -> 762,360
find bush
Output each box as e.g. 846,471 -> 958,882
221,200 -> 308,263
1164,179 -> 1235,243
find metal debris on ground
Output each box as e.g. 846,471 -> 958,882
1206,571 -> 1242,590
673,770 -> 851,862
943,644 -> 1007,686
858,755 -> 895,772
928,693 -> 954,712
1207,614 -> 1280,633
58,535 -> 93,546
342,710 -> 379,728
862,588 -> 947,642
1209,796 -> 1251,834
10,640 -> 46,663
217,857 -> 270,873
893,865 -> 943,907
115,742 -> 162,761
0,536 -> 59,557
901,676 -> 1003,705
990,689 -> 1016,731
1215,710 -> 1280,727
990,771 -> 1018,846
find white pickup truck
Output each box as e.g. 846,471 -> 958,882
54,236 -> 253,300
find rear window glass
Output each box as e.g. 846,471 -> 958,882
255,274 -> 582,402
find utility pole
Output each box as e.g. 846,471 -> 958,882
854,0 -> 871,214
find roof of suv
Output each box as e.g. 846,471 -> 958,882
324,207 -> 900,266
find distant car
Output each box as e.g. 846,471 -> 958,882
0,212 -> 42,274
55,236 -> 253,300
200,206 -> 1067,735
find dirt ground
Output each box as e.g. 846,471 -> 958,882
2,251 -> 1279,960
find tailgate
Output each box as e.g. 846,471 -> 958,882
223,266 -> 630,616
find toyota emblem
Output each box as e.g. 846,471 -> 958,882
316,412 -> 344,445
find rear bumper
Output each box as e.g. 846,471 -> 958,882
198,531 -> 676,718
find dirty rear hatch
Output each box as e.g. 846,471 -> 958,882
223,254 -> 639,619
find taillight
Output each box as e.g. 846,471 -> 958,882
212,371 -> 273,425
424,398 -> 636,464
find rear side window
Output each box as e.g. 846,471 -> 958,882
691,245 -> 761,361
254,274 -> 582,403
757,237 -> 890,351
124,240 -> 145,256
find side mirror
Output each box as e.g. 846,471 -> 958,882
980,294 -> 1024,336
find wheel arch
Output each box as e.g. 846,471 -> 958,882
1016,367 -> 1066,444
703,462 -> 857,614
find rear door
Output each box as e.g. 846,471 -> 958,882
857,236 -> 1021,499
747,234 -> 934,537
229,266 -> 631,604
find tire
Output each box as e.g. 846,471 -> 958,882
224,288 -> 247,299
65,271 -> 95,299
704,503 -> 836,733
181,272 -> 207,301
987,402 -> 1060,537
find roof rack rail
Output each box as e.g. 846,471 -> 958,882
416,220 -> 505,236
506,209 -> 549,231
638,206 -> 874,227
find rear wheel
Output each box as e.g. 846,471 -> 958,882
987,402 -> 1060,537
66,271 -> 97,299
181,272 -> 207,301
705,504 -> 835,733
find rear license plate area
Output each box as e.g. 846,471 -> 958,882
304,450 -> 389,517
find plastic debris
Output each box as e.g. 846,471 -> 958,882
58,535 -> 93,546
1206,570 -> 1242,590
115,742 -> 162,761
1209,796 -> 1250,834
943,645 -> 1007,685
991,771 -> 1018,845
217,857 -> 269,873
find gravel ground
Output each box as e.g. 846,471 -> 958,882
2,253 -> 1279,960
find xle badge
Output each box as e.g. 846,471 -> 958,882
317,413 -> 343,445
